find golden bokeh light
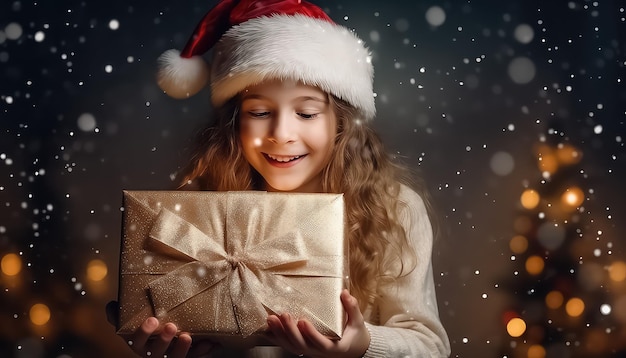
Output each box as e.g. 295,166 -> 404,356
521,189 -> 541,210
609,261 -> 626,282
537,154 -> 558,174
1,253 -> 22,276
525,255 -> 545,275
556,144 -> 582,165
561,187 -> 584,208
507,317 -> 527,337
30,303 -> 51,326
87,259 -> 108,282
510,235 -> 529,254
545,290 -> 564,309
565,297 -> 585,317
527,344 -> 546,358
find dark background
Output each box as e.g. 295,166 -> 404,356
1,0 -> 624,357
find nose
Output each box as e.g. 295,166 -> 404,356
268,110 -> 296,144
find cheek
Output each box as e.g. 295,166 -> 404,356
240,120 -> 266,142
239,128 -> 264,153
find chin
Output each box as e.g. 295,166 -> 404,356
264,177 -> 315,192
267,183 -> 302,192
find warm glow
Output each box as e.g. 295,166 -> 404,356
566,297 -> 585,317
561,187 -> 584,207
556,144 -> 581,165
507,317 -> 526,337
609,261 -> 626,282
537,154 -> 558,174
521,189 -> 540,209
87,259 -> 108,281
510,235 -> 529,254
527,344 -> 546,358
30,303 -> 51,326
1,253 -> 22,276
525,255 -> 545,275
545,290 -> 564,309
513,216 -> 533,234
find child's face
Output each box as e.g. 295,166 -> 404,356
239,80 -> 337,192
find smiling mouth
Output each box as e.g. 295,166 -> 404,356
264,153 -> 306,163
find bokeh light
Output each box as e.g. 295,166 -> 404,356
509,235 -> 528,254
520,189 -> 540,210
565,297 -> 585,317
77,113 -> 97,132
545,290 -> 564,309
29,303 -> 51,326
4,22 -> 23,40
527,344 -> 546,358
87,259 -> 108,281
608,261 -> 626,282
508,57 -> 536,84
490,151 -> 515,176
561,187 -> 584,208
535,145 -> 558,174
425,6 -> 446,27
513,24 -> 534,44
537,222 -> 566,251
525,255 -> 544,275
507,317 -> 527,337
555,144 -> 582,165
1,253 -> 22,276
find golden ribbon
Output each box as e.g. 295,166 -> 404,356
145,194 -> 343,338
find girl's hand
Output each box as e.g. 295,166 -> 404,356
265,290 -> 370,358
106,301 -> 214,358
127,317 -> 193,358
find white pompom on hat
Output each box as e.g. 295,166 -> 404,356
157,0 -> 376,120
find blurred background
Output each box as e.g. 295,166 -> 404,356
1,0 -> 624,357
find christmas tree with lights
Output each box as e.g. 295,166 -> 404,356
499,136 -> 626,358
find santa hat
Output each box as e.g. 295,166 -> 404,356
157,0 -> 376,120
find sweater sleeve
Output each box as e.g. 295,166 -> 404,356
363,186 -> 451,358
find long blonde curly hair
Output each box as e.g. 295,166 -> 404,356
178,94 -> 425,310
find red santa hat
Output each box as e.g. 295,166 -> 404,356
157,0 -> 376,120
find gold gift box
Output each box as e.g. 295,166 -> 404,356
116,190 -> 347,346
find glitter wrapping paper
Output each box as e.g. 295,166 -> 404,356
116,190 -> 347,346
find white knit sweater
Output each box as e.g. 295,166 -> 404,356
360,185 -> 450,357
214,185 -> 451,358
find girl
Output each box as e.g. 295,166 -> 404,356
110,0 -> 451,357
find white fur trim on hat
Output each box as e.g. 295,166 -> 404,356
210,14 -> 375,120
157,49 -> 210,99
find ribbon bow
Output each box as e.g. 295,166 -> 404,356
145,195 -> 342,338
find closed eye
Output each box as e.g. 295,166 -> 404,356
248,111 -> 270,118
298,113 -> 318,119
